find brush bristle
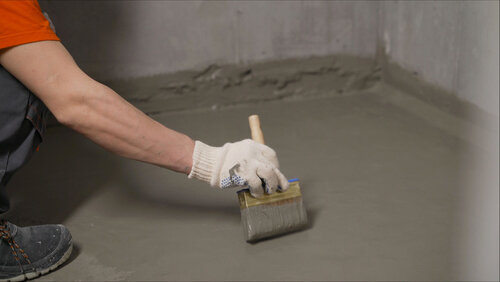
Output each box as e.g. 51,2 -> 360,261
238,181 -> 308,242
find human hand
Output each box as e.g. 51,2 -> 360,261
188,139 -> 289,197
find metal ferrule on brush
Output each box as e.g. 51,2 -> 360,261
238,180 -> 302,209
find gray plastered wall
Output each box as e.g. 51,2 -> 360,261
39,1 -> 378,80
39,1 -> 498,117
379,1 -> 499,117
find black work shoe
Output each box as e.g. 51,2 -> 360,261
0,220 -> 72,281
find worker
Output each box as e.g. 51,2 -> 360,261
0,1 -> 289,280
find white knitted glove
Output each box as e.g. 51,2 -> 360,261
188,139 -> 289,197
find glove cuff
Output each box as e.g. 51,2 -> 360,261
188,140 -> 221,186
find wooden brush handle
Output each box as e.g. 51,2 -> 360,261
248,115 -> 265,144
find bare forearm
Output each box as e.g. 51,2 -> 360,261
0,41 -> 194,174
64,80 -> 194,173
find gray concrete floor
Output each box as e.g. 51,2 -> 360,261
3,84 -> 483,280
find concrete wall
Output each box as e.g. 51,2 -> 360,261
456,1 -> 499,117
41,1 -> 498,116
379,2 -> 499,280
380,1 -> 499,116
39,0 -> 378,81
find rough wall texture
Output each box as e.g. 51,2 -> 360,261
39,0 -> 378,80
105,56 -> 380,114
379,1 -> 499,116
40,1 -> 497,116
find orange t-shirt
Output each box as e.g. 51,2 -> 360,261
0,0 -> 59,50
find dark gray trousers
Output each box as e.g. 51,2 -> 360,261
0,65 -> 49,214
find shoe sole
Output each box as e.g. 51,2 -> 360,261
2,242 -> 73,282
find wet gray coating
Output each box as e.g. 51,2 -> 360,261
4,57 -> 495,280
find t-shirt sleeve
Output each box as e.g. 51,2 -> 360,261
0,0 -> 59,50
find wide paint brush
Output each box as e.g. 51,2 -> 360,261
237,115 -> 308,242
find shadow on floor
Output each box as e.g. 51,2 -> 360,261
64,242 -> 81,267
115,168 -> 242,224
2,128 -> 119,226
